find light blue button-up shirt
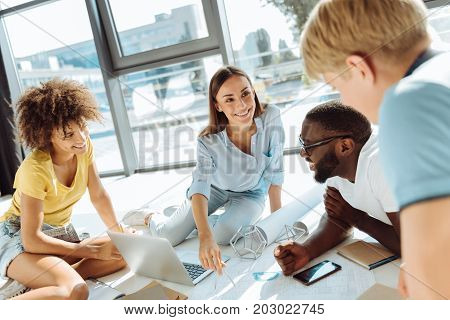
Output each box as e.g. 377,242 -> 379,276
187,105 -> 285,200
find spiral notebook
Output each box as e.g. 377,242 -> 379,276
337,240 -> 398,270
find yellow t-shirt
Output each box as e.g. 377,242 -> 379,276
1,137 -> 94,226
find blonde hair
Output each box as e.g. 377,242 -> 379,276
301,0 -> 429,79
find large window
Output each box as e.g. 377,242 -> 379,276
3,0 -> 123,172
120,55 -> 222,168
223,0 -> 336,149
429,4 -> 450,44
108,0 -> 209,56
99,0 -> 219,73
1,0 -> 449,176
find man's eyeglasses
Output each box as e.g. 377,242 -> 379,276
298,135 -> 352,156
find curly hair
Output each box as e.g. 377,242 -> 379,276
16,78 -> 102,151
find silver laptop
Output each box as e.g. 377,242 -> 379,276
107,231 -> 230,286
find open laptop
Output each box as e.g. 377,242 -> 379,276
107,231 -> 230,286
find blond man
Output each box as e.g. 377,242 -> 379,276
300,0 -> 450,299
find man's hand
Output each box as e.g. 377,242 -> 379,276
324,187 -> 365,227
274,241 -> 310,276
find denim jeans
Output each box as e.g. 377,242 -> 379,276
149,185 -> 266,246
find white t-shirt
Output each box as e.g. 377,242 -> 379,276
326,130 -> 399,225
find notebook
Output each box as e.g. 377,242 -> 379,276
119,281 -> 187,300
337,240 -> 398,270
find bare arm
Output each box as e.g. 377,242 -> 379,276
191,193 -> 223,274
191,193 -> 212,239
268,184 -> 282,213
387,212 -> 401,237
326,187 -> 401,255
303,214 -> 353,260
87,162 -> 122,232
20,194 -> 99,259
354,211 -> 401,255
400,197 -> 450,299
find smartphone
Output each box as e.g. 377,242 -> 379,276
293,260 -> 341,286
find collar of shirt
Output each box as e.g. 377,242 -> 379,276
221,117 -> 263,148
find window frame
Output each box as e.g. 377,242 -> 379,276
97,0 -> 228,74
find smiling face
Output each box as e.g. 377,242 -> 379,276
214,75 -> 257,129
300,119 -> 342,183
51,121 -> 89,156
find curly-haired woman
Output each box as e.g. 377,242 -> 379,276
0,79 -> 126,299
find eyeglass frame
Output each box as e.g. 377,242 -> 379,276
298,134 -> 352,156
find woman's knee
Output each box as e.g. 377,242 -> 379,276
68,282 -> 89,300
57,281 -> 89,300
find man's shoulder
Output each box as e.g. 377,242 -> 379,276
358,131 -> 380,170
384,53 -> 450,111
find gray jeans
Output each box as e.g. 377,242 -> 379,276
149,185 -> 266,246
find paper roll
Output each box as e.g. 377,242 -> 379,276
255,184 -> 325,245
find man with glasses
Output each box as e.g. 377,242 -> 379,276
299,0 -> 450,299
275,101 -> 400,276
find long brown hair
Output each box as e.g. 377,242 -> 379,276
199,65 -> 264,137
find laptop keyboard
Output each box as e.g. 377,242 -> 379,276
183,263 -> 207,280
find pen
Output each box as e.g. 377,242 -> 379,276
368,255 -> 399,270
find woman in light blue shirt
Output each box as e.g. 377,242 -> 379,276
125,66 -> 284,273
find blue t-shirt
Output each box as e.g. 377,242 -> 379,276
379,52 -> 450,208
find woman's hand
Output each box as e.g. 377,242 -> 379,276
199,235 -> 223,275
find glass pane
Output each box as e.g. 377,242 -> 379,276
429,4 -> 450,45
4,0 -> 123,173
224,0 -> 337,149
108,0 -> 209,56
120,55 -> 223,168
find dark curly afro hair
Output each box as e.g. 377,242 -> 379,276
16,78 -> 102,151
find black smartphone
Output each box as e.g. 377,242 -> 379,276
293,260 -> 341,286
